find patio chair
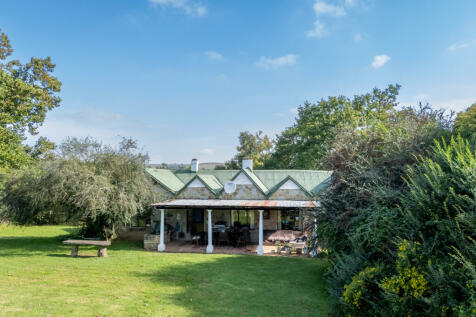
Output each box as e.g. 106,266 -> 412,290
236,232 -> 246,248
217,232 -> 229,246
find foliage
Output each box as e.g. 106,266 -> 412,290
225,130 -> 272,169
0,29 -> 60,170
454,103 -> 476,141
317,129 -> 475,315
316,105 -> 452,254
265,84 -> 401,169
2,137 -> 157,239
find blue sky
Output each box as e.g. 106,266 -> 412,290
2,0 -> 475,163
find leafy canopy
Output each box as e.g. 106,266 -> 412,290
0,29 -> 60,170
266,84 -> 401,169
454,103 -> 476,141
225,130 -> 272,169
2,137 -> 157,239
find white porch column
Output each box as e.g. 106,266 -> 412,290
158,208 -> 166,252
257,210 -> 264,255
206,209 -> 214,254
311,217 -> 318,257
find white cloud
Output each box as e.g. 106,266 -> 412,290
371,54 -> 391,68
307,0 -> 357,39
306,20 -> 327,37
204,51 -> 223,60
255,54 -> 298,69
313,0 -> 346,17
149,0 -> 207,17
447,40 -> 475,51
290,107 -> 298,116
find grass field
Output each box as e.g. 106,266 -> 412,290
0,225 -> 329,316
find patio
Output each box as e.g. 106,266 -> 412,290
154,240 -> 309,257
151,199 -> 316,256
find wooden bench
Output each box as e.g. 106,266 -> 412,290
63,239 -> 111,257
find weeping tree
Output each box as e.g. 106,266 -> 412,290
2,137 -> 158,239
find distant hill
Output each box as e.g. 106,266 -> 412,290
146,162 -> 225,170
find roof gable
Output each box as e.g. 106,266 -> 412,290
231,168 -> 268,195
146,167 -> 332,199
146,168 -> 184,194
177,174 -> 223,197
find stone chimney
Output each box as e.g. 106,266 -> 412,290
242,158 -> 253,170
191,158 -> 199,172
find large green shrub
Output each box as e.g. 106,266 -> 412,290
318,133 -> 475,316
2,137 -> 158,239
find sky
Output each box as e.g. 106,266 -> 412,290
1,0 -> 475,163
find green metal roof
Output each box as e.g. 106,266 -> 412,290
235,168 -> 268,194
145,168 -> 184,193
196,174 -> 223,195
145,167 -> 332,198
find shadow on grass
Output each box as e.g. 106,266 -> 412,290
0,234 -> 144,257
46,254 -> 97,258
132,254 -> 330,317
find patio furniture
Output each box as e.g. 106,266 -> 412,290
199,231 -> 207,245
191,235 -> 200,247
63,239 -> 111,257
266,230 -> 296,243
241,227 -> 251,245
235,232 -> 246,248
217,232 -> 229,246
291,242 -> 306,254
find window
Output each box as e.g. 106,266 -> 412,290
281,210 -> 301,230
231,210 -> 255,229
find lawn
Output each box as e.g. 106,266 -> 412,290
0,225 -> 330,316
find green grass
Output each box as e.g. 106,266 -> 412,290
0,225 -> 330,316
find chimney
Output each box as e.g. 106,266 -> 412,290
191,158 -> 199,172
242,158 -> 253,170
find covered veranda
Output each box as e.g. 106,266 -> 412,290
151,199 -> 319,255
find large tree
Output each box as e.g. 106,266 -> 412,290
454,103 -> 476,141
225,130 -> 273,169
2,137 -> 157,239
266,84 -> 401,169
0,29 -> 60,170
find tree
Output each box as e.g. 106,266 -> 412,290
225,130 -> 273,169
2,137 -> 157,239
266,84 -> 401,169
454,103 -> 476,141
0,29 -> 60,170
311,105 -> 469,315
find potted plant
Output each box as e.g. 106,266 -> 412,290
284,242 -> 292,255
275,241 -> 282,254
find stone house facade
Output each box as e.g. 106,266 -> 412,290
145,158 -> 332,254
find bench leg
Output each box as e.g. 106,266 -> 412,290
98,247 -> 108,257
71,245 -> 78,257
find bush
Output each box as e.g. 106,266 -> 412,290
320,136 -> 476,316
2,137 -> 158,239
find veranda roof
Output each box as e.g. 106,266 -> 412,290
152,199 -> 320,210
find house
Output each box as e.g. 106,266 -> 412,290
146,158 -> 332,255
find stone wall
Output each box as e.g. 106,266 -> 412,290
155,183 -> 175,201
268,189 -> 310,200
151,208 -> 190,240
259,209 -> 281,230
221,184 -> 266,200
177,187 -> 216,200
